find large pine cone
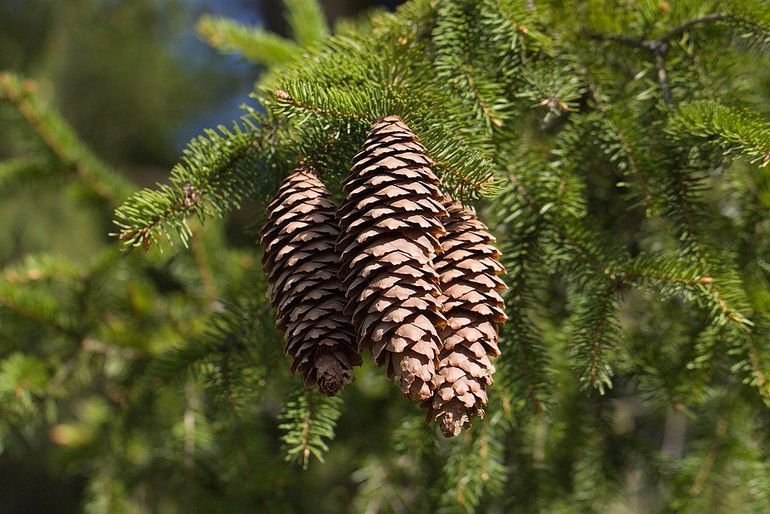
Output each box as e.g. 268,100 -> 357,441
426,199 -> 508,436
337,116 -> 448,401
260,166 -> 361,396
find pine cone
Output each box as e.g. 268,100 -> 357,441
426,199 -> 508,437
260,166 -> 361,396
337,116 -> 448,401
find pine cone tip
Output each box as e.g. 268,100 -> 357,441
437,406 -> 473,438
377,114 -> 405,124
315,354 -> 354,396
317,373 -> 344,396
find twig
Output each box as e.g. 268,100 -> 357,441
659,13 -> 730,44
654,46 -> 673,105
587,283 -> 618,388
587,13 -> 733,103
587,13 -> 731,51
117,127 -> 264,249
586,32 -> 652,51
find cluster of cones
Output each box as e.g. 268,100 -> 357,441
260,116 -> 507,436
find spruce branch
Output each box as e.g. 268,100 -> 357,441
1,254 -> 84,286
510,161 -> 756,393
666,101 -> 770,167
433,1 -> 507,129
269,87 -> 500,199
5,0 -> 770,507
439,411 -> 506,513
144,295 -> 271,387
586,13 -> 737,52
482,0 -> 554,58
495,177 -> 552,413
585,7 -> 769,102
622,256 -> 753,330
0,288 -> 77,338
554,104 -> 657,214
659,14 -> 731,43
196,15 -> 299,67
569,281 -> 621,394
515,61 -> 583,121
0,255 -> 88,338
284,0 -> 329,47
114,110 -> 278,250
655,49 -> 673,105
500,270 -> 549,413
0,72 -> 133,205
0,157 -> 53,196
279,388 -> 342,469
270,85 -> 375,122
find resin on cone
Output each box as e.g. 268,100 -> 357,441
337,115 -> 447,401
426,198 -> 507,436
260,166 -> 361,395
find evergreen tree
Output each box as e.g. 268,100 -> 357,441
2,0 -> 770,512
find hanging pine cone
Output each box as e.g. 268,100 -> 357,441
337,115 -> 448,401
426,198 -> 508,437
260,166 -> 361,396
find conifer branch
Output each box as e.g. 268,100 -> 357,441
570,281 -> 621,393
744,335 -> 769,396
6,0 -> 770,508
0,73 -> 133,205
465,67 -> 504,128
586,32 -> 651,51
494,169 -> 556,412
505,316 -> 547,412
272,87 -> 372,122
197,16 -> 300,67
440,412 -> 506,511
279,389 -> 342,469
144,295 -> 270,387
586,13 -> 733,52
0,256 -> 86,338
496,205 -> 551,411
433,1 -> 505,129
620,263 -> 752,330
658,14 -> 731,43
114,111 -> 277,250
578,69 -> 657,212
284,0 -> 329,47
0,157 -> 52,195
586,8 -> 769,102
270,87 -> 500,199
666,101 -> 770,166
0,291 -> 76,337
655,49 -> 673,105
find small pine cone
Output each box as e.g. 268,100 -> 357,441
337,115 -> 448,401
260,166 -> 361,396
426,198 -> 508,437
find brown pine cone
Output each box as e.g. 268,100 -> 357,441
337,115 -> 448,401
426,198 -> 508,437
260,166 -> 361,396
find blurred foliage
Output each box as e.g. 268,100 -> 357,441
0,0 -> 236,165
